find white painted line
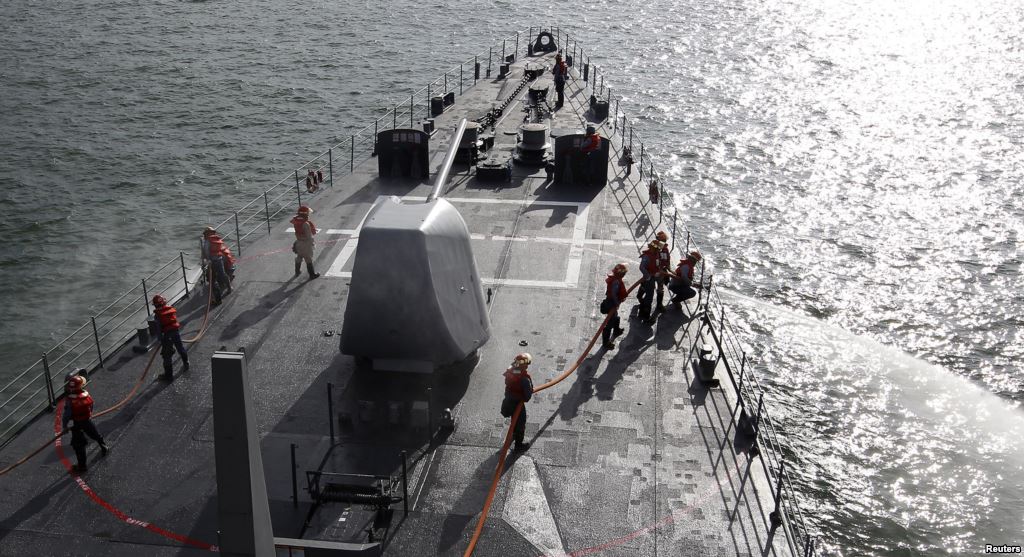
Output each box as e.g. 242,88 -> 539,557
402,196 -> 584,208
325,239 -> 359,277
285,228 -> 357,235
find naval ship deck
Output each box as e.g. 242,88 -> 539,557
0,35 -> 797,557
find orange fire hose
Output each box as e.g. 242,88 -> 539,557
463,278 -> 643,557
0,267 -> 216,477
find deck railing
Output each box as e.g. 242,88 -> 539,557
0,30 -> 523,451
0,25 -> 817,557
558,28 -> 819,557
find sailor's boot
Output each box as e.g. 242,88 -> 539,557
162,364 -> 174,381
72,445 -> 88,473
307,262 -> 320,280
181,354 -> 190,371
294,260 -> 302,276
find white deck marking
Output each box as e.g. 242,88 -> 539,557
323,196 -> 596,287
286,228 -> 357,235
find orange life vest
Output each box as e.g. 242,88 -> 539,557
68,391 -> 94,422
641,249 -> 660,276
658,245 -> 671,270
605,274 -> 626,302
503,367 -> 533,400
582,133 -> 601,153
290,216 -> 317,240
155,305 -> 180,332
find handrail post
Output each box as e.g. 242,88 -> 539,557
409,95 -> 414,127
515,32 -> 519,60
444,73 -> 448,94
180,251 -> 189,298
401,450 -> 410,515
329,148 -> 334,186
639,142 -> 645,178
427,83 -> 431,117
91,316 -> 104,369
327,382 -> 335,445
42,352 -> 55,410
487,47 -> 492,77
737,352 -> 747,393
234,211 -> 242,257
502,39 -> 506,63
141,278 -> 150,316
264,192 -> 272,235
460,64 -> 464,94
294,170 -> 302,206
290,443 -> 299,508
393,105 -> 397,130
769,460 -> 786,535
350,135 -> 355,172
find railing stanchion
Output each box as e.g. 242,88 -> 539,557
180,251 -> 189,298
737,352 -> 747,393
264,192 -> 271,235
409,95 -> 414,127
290,443 -> 298,508
234,212 -> 242,257
294,170 -> 302,206
769,460 -> 786,537
350,135 -> 354,173
639,142 -> 645,179
141,279 -> 150,316
427,84 -> 431,118
393,105 -> 397,130
401,450 -> 410,516
91,316 -> 104,369
460,64 -> 464,95
474,55 -> 478,84
329,148 -> 334,187
42,353 -> 55,410
515,31 -> 519,59
487,47 -> 492,77
502,39 -> 506,63
327,382 -> 335,445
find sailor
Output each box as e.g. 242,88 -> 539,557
654,231 -> 671,313
201,227 -> 231,305
601,263 -> 628,350
637,240 -> 663,322
63,372 -> 108,473
581,125 -> 602,183
207,231 -> 236,281
290,205 -> 320,279
152,295 -> 189,380
552,52 -> 569,109
669,250 -> 702,309
501,353 -> 534,452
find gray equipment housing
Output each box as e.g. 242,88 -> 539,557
340,196 -> 490,372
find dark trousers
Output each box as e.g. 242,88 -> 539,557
656,275 -> 669,307
669,282 -> 697,304
638,278 -> 656,318
501,396 -> 527,444
209,257 -> 230,303
70,419 -> 104,467
555,81 -> 565,107
602,310 -> 621,345
160,330 -> 188,375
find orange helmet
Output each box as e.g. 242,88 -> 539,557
203,226 -> 216,236
67,375 -> 87,392
297,205 -> 312,215
688,250 -> 702,261
152,295 -> 166,307
612,263 -> 628,276
655,231 -> 668,242
647,240 -> 663,252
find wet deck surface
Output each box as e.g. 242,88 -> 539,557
0,49 -> 791,557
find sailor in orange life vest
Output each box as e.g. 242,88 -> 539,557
668,250 -> 703,309
654,231 -> 672,313
201,227 -> 232,305
637,240 -> 664,322
551,52 -> 569,108
63,371 -> 108,473
602,263 -> 628,350
290,205 -> 320,279
152,295 -> 189,380
501,353 -> 535,452
581,125 -> 602,182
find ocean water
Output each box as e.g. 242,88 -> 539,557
1,0 -> 1022,554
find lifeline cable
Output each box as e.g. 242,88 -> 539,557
0,267 -> 215,477
463,279 -> 643,557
